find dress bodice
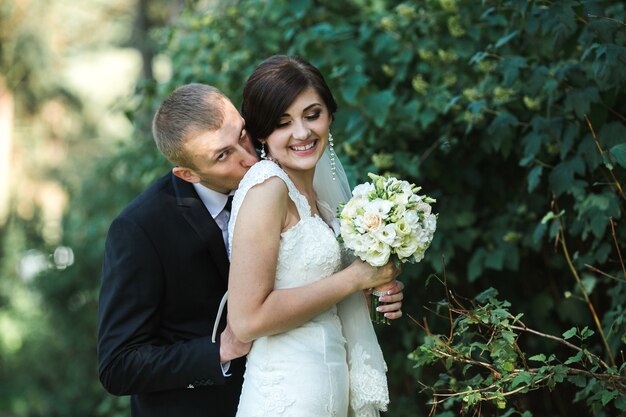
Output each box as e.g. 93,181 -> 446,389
228,160 -> 342,289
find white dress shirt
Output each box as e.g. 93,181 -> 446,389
192,183 -> 233,249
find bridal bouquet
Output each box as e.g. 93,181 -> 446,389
338,173 -> 437,324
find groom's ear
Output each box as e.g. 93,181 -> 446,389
172,166 -> 200,183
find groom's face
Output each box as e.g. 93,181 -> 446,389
175,99 -> 259,193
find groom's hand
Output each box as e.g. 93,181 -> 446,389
220,323 -> 252,363
374,280 -> 404,320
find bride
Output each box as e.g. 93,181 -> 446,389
227,55 -> 401,416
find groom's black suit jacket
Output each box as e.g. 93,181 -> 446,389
97,172 -> 245,417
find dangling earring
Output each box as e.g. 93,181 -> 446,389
261,142 -> 275,162
328,132 -> 336,181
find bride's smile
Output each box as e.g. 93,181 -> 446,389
290,139 -> 318,154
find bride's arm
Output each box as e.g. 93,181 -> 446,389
228,177 -> 398,343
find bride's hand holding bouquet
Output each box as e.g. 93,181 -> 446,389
338,173 -> 437,324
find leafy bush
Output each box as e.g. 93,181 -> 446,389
114,0 -> 626,416
16,0 -> 623,415
125,1 -> 625,415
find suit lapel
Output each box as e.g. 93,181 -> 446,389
172,174 -> 230,285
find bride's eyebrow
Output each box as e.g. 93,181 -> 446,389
303,103 -> 322,112
280,103 -> 322,117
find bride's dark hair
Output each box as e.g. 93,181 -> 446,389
241,55 -> 337,147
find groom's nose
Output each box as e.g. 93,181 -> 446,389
238,138 -> 259,167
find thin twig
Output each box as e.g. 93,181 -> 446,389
609,218 -> 626,279
556,218 -> 616,367
510,324 -> 610,369
601,102 -> 626,123
533,158 -> 554,169
587,14 -> 626,27
584,264 -> 625,283
441,255 -> 454,342
429,366 -> 626,406
585,114 -> 626,201
431,348 -> 503,379
429,373 -> 553,404
420,139 -> 439,164
406,313 -> 426,332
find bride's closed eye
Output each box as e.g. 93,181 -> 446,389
305,111 -> 321,121
276,112 -> 322,128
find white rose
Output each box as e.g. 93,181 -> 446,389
409,194 -> 422,203
417,201 -> 432,216
394,217 -> 412,236
352,183 -> 375,198
364,239 -> 392,267
391,191 -> 410,206
374,223 -> 397,246
383,177 -> 399,192
412,250 -> 425,263
395,236 -> 419,259
341,197 -> 365,220
400,181 -> 413,194
351,233 -> 375,255
423,214 -> 437,233
340,226 -> 356,243
366,198 -> 394,218
414,227 -> 432,246
404,209 -> 420,227
393,202 -> 407,219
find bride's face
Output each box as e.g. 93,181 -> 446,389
264,87 -> 331,177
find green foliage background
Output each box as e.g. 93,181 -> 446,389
1,0 -> 625,416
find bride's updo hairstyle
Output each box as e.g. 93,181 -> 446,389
241,55 -> 338,147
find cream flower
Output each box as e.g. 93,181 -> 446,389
361,212 -> 383,231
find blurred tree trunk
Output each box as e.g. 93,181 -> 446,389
134,0 -> 189,80
135,0 -> 154,80
0,77 -> 13,227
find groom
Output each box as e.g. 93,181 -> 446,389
97,84 -> 256,416
97,83 -> 405,416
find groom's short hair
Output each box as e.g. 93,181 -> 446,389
152,83 -> 227,168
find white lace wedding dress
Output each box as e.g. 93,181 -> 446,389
228,160 -> 388,417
